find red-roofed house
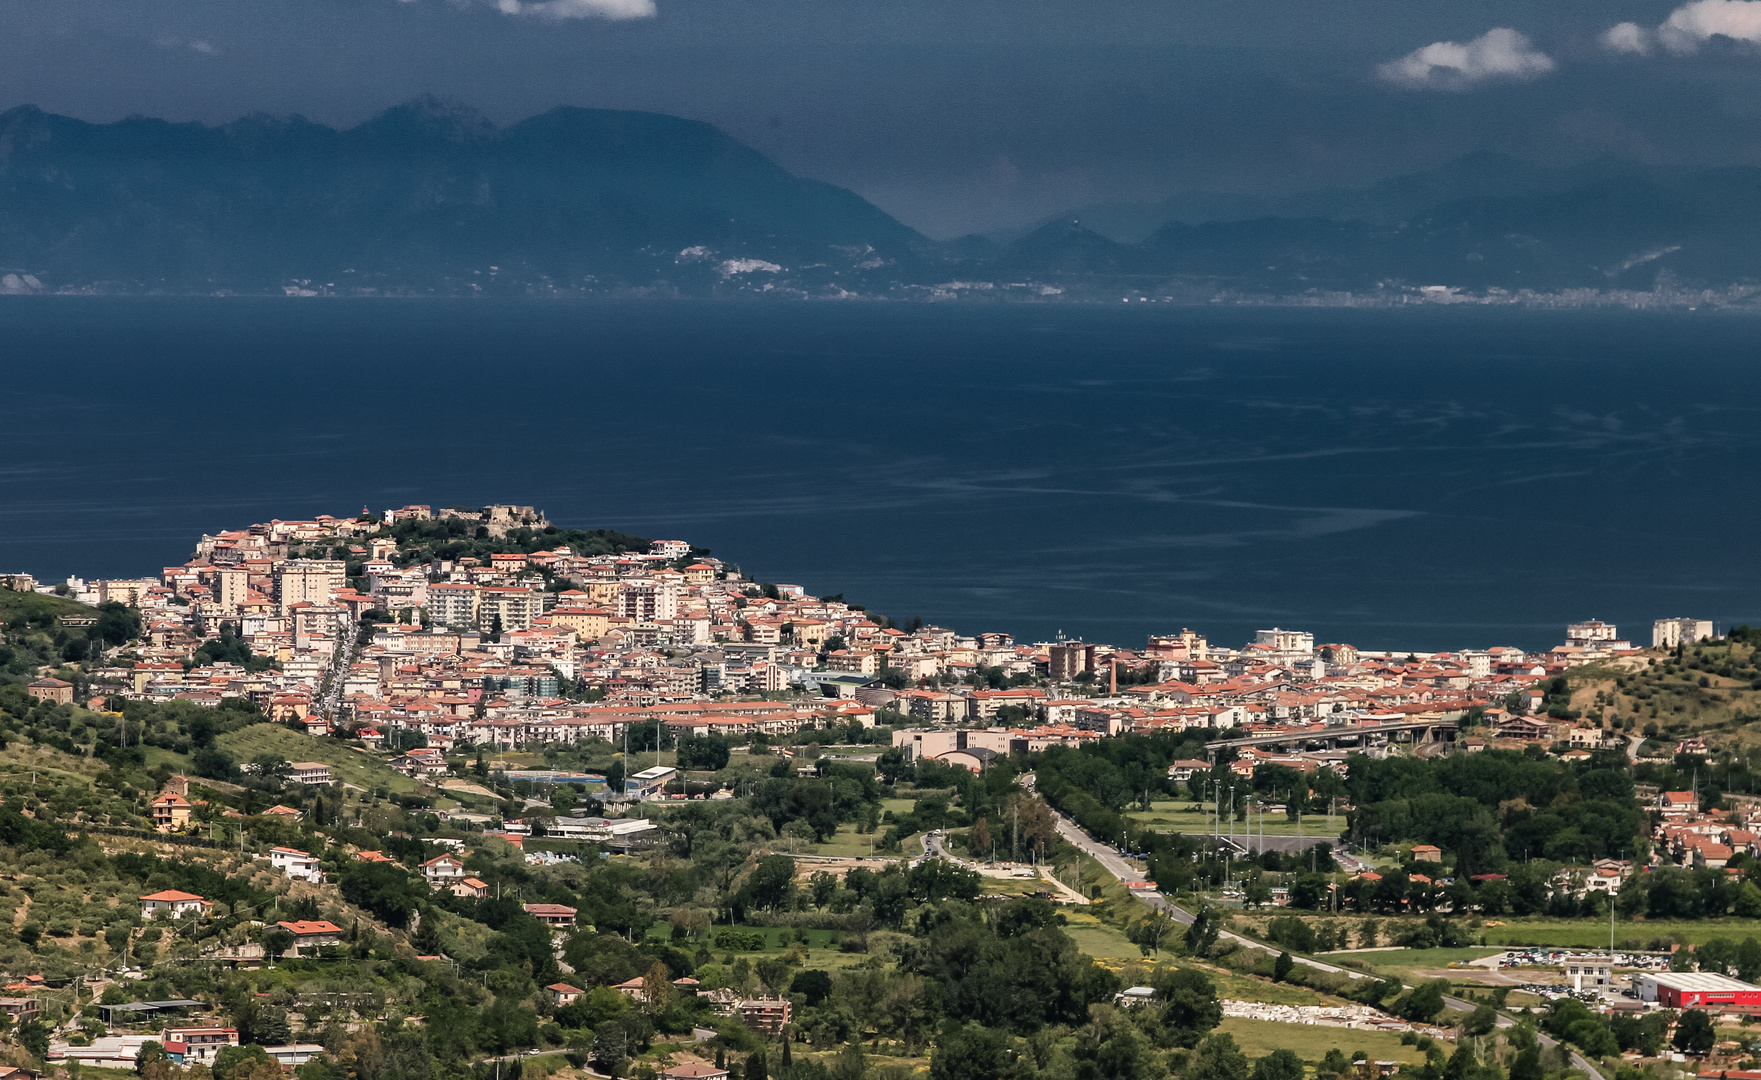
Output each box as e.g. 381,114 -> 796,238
452,877 -> 491,899
523,903 -> 577,927
547,983 -> 585,1006
1658,791 -> 1699,820
420,854 -> 466,887
140,890 -> 212,919
152,793 -> 193,833
276,920 -> 345,949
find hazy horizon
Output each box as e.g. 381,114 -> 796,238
12,1 -> 1761,237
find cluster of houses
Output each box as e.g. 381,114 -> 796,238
884,618 -> 1710,776
545,977 -> 791,1037
1652,778 -> 1761,871
147,779 -> 312,836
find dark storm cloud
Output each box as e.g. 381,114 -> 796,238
0,0 -> 1757,235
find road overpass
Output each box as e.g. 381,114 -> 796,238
1206,716 -> 1461,759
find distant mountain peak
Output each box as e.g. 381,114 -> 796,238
355,95 -> 499,145
0,100 -> 923,295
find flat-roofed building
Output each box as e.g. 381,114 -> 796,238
1637,971 -> 1761,1010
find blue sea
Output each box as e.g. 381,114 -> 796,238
3,298 -> 1760,654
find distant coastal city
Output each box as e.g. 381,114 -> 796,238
0,502 -> 1721,772
7,503 -> 1761,1080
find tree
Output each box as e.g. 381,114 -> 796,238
410,910 -> 442,955
17,1020 -> 48,1059
1184,905 -> 1220,957
1273,951 -> 1295,983
1507,1047 -> 1542,1080
1401,981 -> 1448,1023
808,871 -> 838,910
136,1042 -> 169,1078
593,1021 -> 629,1074
971,818 -> 993,860
338,861 -> 426,928
1128,910 -> 1176,957
95,601 -> 143,646
260,926 -> 296,960
1074,1008 -> 1153,1080
641,961 -> 675,1017
214,1045 -> 275,1080
1152,966 -> 1223,1048
1674,1009 -> 1715,1056
1249,1050 -> 1304,1080
790,970 -> 832,1008
191,746 -> 239,781
831,1043 -> 866,1080
248,755 -> 292,788
1244,875 -> 1273,909
747,1050 -> 769,1080
678,735 -> 732,771
1289,874 -> 1328,910
743,855 -> 797,911
929,1026 -> 1005,1080
1461,1004 -> 1498,1037
254,1007 -> 292,1046
1739,937 -> 1761,983
1181,1034 -> 1248,1080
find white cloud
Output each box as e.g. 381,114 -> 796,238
1660,0 -> 1761,52
1601,21 -> 1653,54
1378,27 -> 1555,90
493,0 -> 656,19
1603,1 -> 1761,56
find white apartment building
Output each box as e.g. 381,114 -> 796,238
618,581 -> 679,623
214,567 -> 249,610
1254,628 -> 1314,655
429,583 -> 481,628
276,560 -> 345,614
478,587 -> 539,634
1566,620 -> 1618,646
1654,617 -> 1715,649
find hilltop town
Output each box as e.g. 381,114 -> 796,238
5,505 -> 1761,1080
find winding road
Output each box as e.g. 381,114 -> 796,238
1044,806 -> 1605,1078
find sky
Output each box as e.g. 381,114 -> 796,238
7,0 -> 1761,237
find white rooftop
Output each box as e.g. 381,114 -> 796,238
1646,972 -> 1760,991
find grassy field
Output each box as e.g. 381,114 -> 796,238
1060,910 -> 1144,960
1207,967 -> 1340,1007
1351,947 -> 1503,979
1481,917 -> 1761,948
1125,801 -> 1341,839
1234,911 -> 1761,952
217,723 -> 423,796
1218,1018 -> 1444,1064
805,821 -> 886,858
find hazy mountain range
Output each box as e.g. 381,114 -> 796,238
3,99 -> 1761,302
